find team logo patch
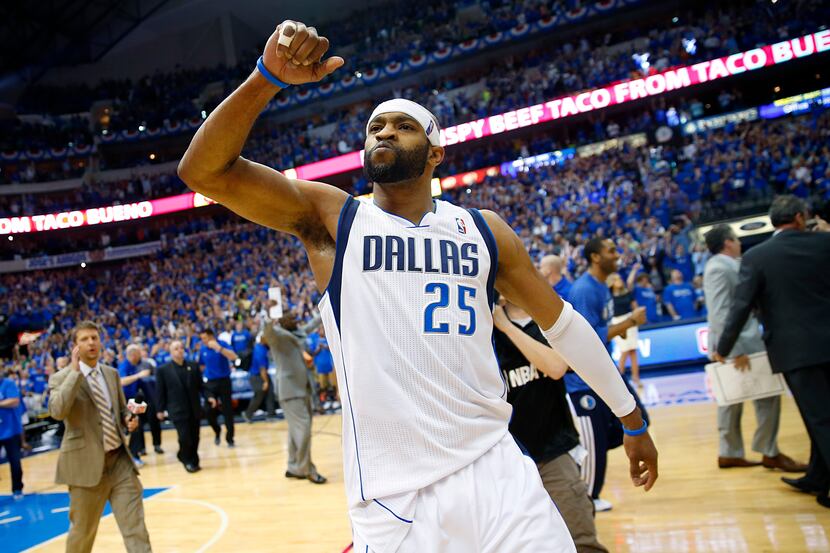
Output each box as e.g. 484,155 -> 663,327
456,218 -> 467,234
579,395 -> 597,411
426,120 -> 434,136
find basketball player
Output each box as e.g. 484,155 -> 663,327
178,20 -> 657,552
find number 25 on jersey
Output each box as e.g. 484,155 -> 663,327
423,282 -> 477,336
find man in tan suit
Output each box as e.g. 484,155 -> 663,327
48,320 -> 153,552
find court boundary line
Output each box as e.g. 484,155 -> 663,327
152,497 -> 229,553
21,486 -> 174,552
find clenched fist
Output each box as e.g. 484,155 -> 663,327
260,20 -> 344,86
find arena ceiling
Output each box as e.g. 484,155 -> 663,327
0,0 -> 382,82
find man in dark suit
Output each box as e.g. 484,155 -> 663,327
156,340 -> 203,473
715,196 -> 830,509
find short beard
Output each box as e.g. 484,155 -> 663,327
364,141 -> 430,184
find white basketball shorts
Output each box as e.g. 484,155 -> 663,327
351,431 -> 576,553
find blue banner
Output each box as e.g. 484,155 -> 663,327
611,319 -> 710,369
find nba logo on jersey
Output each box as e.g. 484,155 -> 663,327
456,217 -> 467,234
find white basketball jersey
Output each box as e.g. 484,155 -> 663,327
319,196 -> 512,506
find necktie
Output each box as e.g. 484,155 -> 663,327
87,368 -> 121,451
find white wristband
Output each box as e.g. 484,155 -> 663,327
541,301 -> 636,418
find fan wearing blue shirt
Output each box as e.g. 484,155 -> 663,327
243,336 -> 275,421
663,270 -> 698,320
199,329 -> 239,447
667,245 -> 695,283
632,273 -> 661,323
230,320 -> 252,355
566,238 -> 649,513
0,368 -> 24,499
308,328 -> 337,410
539,254 -> 572,301
119,345 -> 157,463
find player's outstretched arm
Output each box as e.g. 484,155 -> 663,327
481,210 -> 659,491
178,21 -> 347,236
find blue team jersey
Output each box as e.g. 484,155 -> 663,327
29,370 -> 48,394
664,283 -> 697,319
231,330 -> 251,354
0,378 -> 22,440
633,285 -> 659,323
118,359 -> 141,398
201,340 -> 233,380
249,343 -> 270,375
308,332 -> 334,373
554,277 -> 572,301
566,272 -> 614,393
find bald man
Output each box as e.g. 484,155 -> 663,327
156,341 -> 203,472
540,255 -> 572,300
118,345 -> 153,464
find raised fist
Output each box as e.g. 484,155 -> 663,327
260,20 -> 344,86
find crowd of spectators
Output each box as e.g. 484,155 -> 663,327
0,171 -> 187,217
3,101 -> 827,228
2,0 -> 828,429
0,116 -> 93,152
93,0 -> 829,167
3,112 -> 828,421
674,110 -> 830,217
14,0 -> 607,117
5,0 -> 825,164
3,111 -> 798,414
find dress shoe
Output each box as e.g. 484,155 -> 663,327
185,464 -> 202,473
718,456 -> 762,468
285,471 -> 306,479
154,446 -> 164,454
214,435 -> 220,446
762,453 -> 808,472
308,473 -> 327,484
781,476 -> 825,495
818,495 -> 830,509
227,440 -> 235,449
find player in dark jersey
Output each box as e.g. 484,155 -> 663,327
494,296 -> 608,552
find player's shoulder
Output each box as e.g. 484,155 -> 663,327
296,179 -> 351,215
570,272 -> 600,296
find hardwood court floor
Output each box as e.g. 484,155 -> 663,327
20,393 -> 830,552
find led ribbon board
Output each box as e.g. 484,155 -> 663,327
284,30 -> 829,180
3,31 -> 828,236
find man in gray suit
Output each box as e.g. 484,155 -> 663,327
262,311 -> 326,484
48,320 -> 153,552
703,225 -> 805,472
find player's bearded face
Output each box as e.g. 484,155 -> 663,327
364,139 -> 430,184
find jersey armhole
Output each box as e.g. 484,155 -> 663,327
467,208 -> 498,308
325,196 -> 360,330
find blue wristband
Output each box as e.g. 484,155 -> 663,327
622,419 -> 648,437
256,56 -> 290,89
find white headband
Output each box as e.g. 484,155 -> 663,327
367,99 -> 441,146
